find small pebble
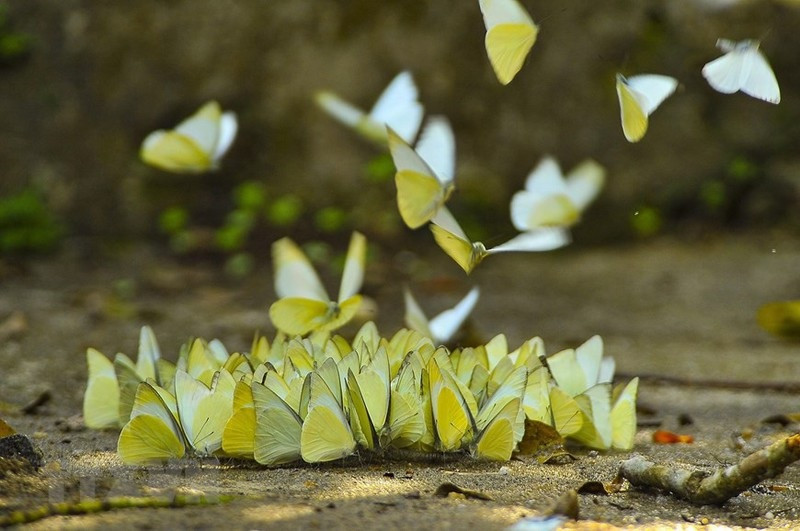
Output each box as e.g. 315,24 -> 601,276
499,466 -> 510,475
765,512 -> 775,519
587,450 -> 599,458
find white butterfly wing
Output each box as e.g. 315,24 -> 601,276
702,51 -> 747,94
174,101 -> 222,157
387,127 -> 437,177
369,71 -> 424,143
272,237 -> 329,301
488,228 -> 571,254
213,112 -> 238,162
523,156 -> 565,193
479,0 -> 535,29
403,288 -> 432,338
338,231 -> 366,302
429,287 -> 480,345
415,117 -> 456,185
431,206 -> 469,241
315,91 -> 365,128
565,160 -> 605,210
740,47 -> 780,104
626,75 -> 678,115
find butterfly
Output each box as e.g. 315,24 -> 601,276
616,73 -> 678,142
140,100 -> 237,173
269,231 -> 366,336
702,39 -> 780,104
510,157 -> 605,231
83,348 -> 121,429
609,377 -> 639,450
300,372 -> 357,463
221,378 -> 256,459
387,116 -> 456,229
251,379 -> 304,466
403,286 -> 480,345
430,207 -> 570,274
427,356 -> 476,451
117,369 -> 236,465
479,0 -> 539,85
315,71 -> 424,145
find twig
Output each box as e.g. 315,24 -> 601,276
619,433 -> 800,505
0,493 -> 233,527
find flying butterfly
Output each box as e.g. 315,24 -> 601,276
430,207 -> 570,274
616,73 -> 678,143
404,286 -> 480,345
702,39 -> 780,104
140,100 -> 237,173
387,117 -> 456,229
510,156 -> 605,231
315,71 -> 424,145
269,232 -> 366,336
479,0 -> 539,85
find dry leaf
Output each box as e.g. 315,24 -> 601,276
0,418 -> 16,438
517,419 -> 573,463
434,482 -> 493,500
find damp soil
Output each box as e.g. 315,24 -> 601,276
2,232 -> 800,530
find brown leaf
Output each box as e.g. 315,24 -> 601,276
0,418 -> 16,438
517,419 -> 574,463
434,482 -> 493,501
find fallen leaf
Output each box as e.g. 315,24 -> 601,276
434,482 -> 493,501
0,418 -> 16,437
653,429 -> 694,444
517,420 -> 574,463
761,413 -> 800,426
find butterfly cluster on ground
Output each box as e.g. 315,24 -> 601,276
84,324 -> 638,466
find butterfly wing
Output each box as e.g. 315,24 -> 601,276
480,0 -> 538,85
616,75 -> 649,143
740,46 -> 781,104
272,237 -> 329,301
83,349 -> 120,429
252,381 -> 303,466
487,228 -> 571,254
428,287 -> 480,345
369,71 -> 424,143
430,221 -> 479,274
610,377 -> 639,450
337,231 -> 366,303
415,117 -> 456,186
213,111 -> 238,162
473,397 -> 520,461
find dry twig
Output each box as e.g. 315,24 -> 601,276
619,433 -> 800,505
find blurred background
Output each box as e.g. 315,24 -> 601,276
0,0 -> 798,269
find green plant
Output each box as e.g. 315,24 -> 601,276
0,188 -> 63,255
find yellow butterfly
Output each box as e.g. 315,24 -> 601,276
221,379 -> 256,459
269,232 -> 366,336
510,156 -> 605,230
479,0 -> 539,85
427,357 -> 474,451
83,348 -> 121,429
118,381 -> 185,465
315,71 -> 424,145
430,207 -> 570,274
472,397 -> 521,461
140,100 -> 237,173
616,74 -> 677,143
610,377 -> 639,450
387,117 -> 456,229
251,380 -> 304,466
300,372 -> 357,463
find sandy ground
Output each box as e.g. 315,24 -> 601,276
2,232 -> 800,529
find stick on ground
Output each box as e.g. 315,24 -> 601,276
619,433 -> 800,505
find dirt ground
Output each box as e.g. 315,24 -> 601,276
2,232 -> 800,529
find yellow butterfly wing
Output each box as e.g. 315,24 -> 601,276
429,360 -> 472,451
616,77 -> 648,143
430,223 -> 478,274
383,389 -> 425,449
140,131 -> 212,173
485,23 -> 538,85
610,377 -> 639,451
396,170 -> 446,229
221,381 -> 256,458
252,382 -> 303,466
269,298 -> 332,336
548,386 -> 583,437
118,414 -> 186,465
300,381 -> 357,463
757,300 -> 800,339
114,354 -> 142,425
473,398 -> 520,461
84,348 -> 120,429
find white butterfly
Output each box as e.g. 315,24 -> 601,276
616,74 -> 678,143
315,71 -> 424,144
510,156 -> 605,231
140,101 -> 237,173
430,207 -> 570,274
404,286 -> 480,344
702,39 -> 780,104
